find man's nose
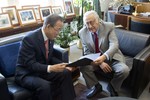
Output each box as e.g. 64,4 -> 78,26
88,24 -> 92,28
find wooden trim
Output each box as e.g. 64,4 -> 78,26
1,6 -> 20,26
22,5 -> 41,21
131,16 -> 150,24
0,16 -> 75,38
17,8 -> 37,26
0,22 -> 43,38
0,13 -> 13,30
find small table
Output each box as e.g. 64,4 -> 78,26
99,97 -> 137,100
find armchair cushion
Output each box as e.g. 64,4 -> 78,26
0,74 -> 11,100
115,28 -> 150,57
0,42 -> 20,77
53,45 -> 69,63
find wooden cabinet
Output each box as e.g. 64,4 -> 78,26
0,22 -> 43,38
108,11 -> 132,30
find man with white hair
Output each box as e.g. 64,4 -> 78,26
79,10 -> 129,98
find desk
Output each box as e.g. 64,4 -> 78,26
99,97 -> 137,100
108,11 -> 132,30
108,11 -> 150,31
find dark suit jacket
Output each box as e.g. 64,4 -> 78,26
15,28 -> 61,83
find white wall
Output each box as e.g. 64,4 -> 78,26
0,0 -> 63,9
0,0 -> 65,12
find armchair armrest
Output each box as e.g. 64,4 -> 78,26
130,45 -> 150,98
135,45 -> 150,59
53,45 -> 69,63
0,73 -> 11,100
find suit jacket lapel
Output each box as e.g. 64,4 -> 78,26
98,23 -> 105,50
37,29 -> 46,58
87,31 -> 95,51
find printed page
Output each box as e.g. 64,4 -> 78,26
79,53 -> 101,61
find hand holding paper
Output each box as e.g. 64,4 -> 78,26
94,54 -> 107,65
66,53 -> 101,67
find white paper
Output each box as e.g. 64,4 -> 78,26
80,53 -> 101,61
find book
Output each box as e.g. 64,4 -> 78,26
66,53 -> 101,67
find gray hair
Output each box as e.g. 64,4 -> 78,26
43,14 -> 64,27
83,10 -> 100,24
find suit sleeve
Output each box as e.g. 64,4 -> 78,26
103,24 -> 119,61
20,36 -> 48,73
79,28 -> 92,55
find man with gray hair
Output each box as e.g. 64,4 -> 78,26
79,10 -> 129,98
15,14 -> 76,100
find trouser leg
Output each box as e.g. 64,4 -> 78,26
60,69 -> 76,100
111,61 -> 129,92
19,76 -> 53,100
80,65 -> 99,88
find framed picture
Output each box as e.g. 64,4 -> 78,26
1,6 -> 19,26
63,0 -> 75,16
39,6 -> 51,21
0,13 -> 12,30
17,8 -> 37,26
22,5 -> 41,21
52,6 -> 64,17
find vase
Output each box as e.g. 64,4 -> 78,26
77,39 -> 82,49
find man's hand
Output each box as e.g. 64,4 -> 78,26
99,62 -> 112,73
66,67 -> 77,72
48,63 -> 67,72
94,55 -> 106,65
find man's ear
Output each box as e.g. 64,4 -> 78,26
46,24 -> 52,29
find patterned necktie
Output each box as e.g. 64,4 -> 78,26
94,32 -> 100,53
45,40 -> 49,61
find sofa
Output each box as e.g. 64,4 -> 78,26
115,28 -> 150,98
0,35 -> 80,100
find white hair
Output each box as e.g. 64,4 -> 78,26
83,10 -> 100,24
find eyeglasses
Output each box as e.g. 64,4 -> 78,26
53,26 -> 62,32
85,19 -> 96,27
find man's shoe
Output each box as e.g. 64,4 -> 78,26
107,83 -> 118,96
86,83 -> 102,98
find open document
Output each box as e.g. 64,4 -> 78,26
66,53 -> 101,67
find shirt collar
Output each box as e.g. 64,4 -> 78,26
42,27 -> 48,41
89,26 -> 100,35
91,30 -> 99,35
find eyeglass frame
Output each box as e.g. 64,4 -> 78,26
85,19 -> 96,27
52,26 -> 62,32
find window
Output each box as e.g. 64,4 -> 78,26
18,0 -> 50,7
0,0 -> 8,13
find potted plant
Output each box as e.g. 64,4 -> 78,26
55,24 -> 78,48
